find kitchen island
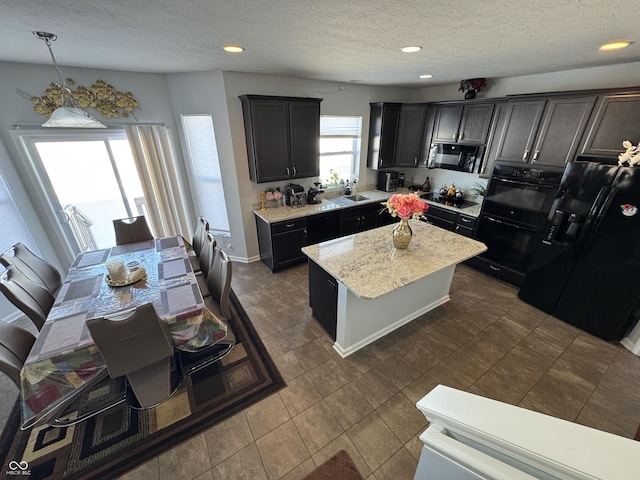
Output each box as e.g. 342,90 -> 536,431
302,221 -> 487,357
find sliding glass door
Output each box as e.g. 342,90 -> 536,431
15,130 -> 146,255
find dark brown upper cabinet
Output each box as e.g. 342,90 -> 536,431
367,102 -> 401,170
240,95 -> 322,183
579,93 -> 640,158
432,103 -> 495,144
494,95 -> 596,168
394,104 -> 429,168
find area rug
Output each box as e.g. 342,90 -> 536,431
302,450 -> 363,480
0,290 -> 285,480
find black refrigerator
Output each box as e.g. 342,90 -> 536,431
519,160 -> 640,340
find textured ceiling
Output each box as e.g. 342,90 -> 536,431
1,0 -> 639,88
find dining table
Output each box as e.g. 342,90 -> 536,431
19,236 -> 207,430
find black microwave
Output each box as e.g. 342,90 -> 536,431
427,143 -> 484,173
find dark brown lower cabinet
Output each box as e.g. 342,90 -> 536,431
423,204 -> 478,237
255,216 -> 307,271
423,204 -> 457,231
308,260 -> 337,340
307,212 -> 340,245
454,214 -> 476,237
339,203 -> 383,236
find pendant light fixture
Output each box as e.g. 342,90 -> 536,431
33,31 -> 106,128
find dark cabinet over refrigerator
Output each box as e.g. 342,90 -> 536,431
519,160 -> 640,340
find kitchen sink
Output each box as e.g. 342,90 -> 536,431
328,197 -> 355,206
344,195 -> 369,202
327,194 -> 370,206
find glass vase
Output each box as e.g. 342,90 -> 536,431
392,218 -> 412,249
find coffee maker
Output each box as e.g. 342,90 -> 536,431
307,182 -> 324,205
285,183 -> 306,208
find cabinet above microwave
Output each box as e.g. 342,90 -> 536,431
432,103 -> 495,145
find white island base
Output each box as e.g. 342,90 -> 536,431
302,221 -> 487,358
334,265 -> 453,357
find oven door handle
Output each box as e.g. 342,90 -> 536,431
483,215 -> 539,233
494,178 -> 558,189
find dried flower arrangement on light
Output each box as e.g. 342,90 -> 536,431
458,78 -> 487,93
383,193 -> 429,220
18,78 -> 140,120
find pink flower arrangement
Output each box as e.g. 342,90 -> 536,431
384,193 -> 428,220
265,190 -> 282,201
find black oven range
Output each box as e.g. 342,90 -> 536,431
465,164 -> 564,286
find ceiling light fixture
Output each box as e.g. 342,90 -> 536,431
419,74 -> 433,79
400,46 -> 422,53
599,41 -> 631,51
223,45 -> 245,53
33,31 -> 106,128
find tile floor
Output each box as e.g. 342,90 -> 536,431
3,260 -> 640,479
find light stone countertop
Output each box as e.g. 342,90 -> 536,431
301,221 -> 487,300
254,189 -> 482,223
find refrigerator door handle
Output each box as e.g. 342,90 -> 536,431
576,186 -> 617,254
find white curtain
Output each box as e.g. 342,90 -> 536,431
125,125 -> 191,240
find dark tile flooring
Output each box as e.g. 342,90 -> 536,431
4,261 -> 640,480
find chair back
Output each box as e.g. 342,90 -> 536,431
86,303 -> 176,408
206,247 -> 232,319
0,266 -> 55,330
192,216 -> 209,257
112,216 -> 154,245
0,242 -> 62,295
199,232 -> 217,277
0,321 -> 36,388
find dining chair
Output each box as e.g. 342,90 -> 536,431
192,216 -> 209,258
204,247 -> 232,319
0,242 -> 62,296
196,232 -> 216,297
86,303 -> 179,409
0,266 -> 55,331
178,247 -> 234,373
0,320 -> 36,388
188,216 -> 209,273
112,216 -> 154,245
179,314 -> 236,375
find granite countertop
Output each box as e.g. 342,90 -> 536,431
301,221 -> 487,300
254,189 -> 482,223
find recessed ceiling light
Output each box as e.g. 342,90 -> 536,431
419,74 -> 433,79
224,45 -> 244,53
400,46 -> 422,53
599,41 -> 631,51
